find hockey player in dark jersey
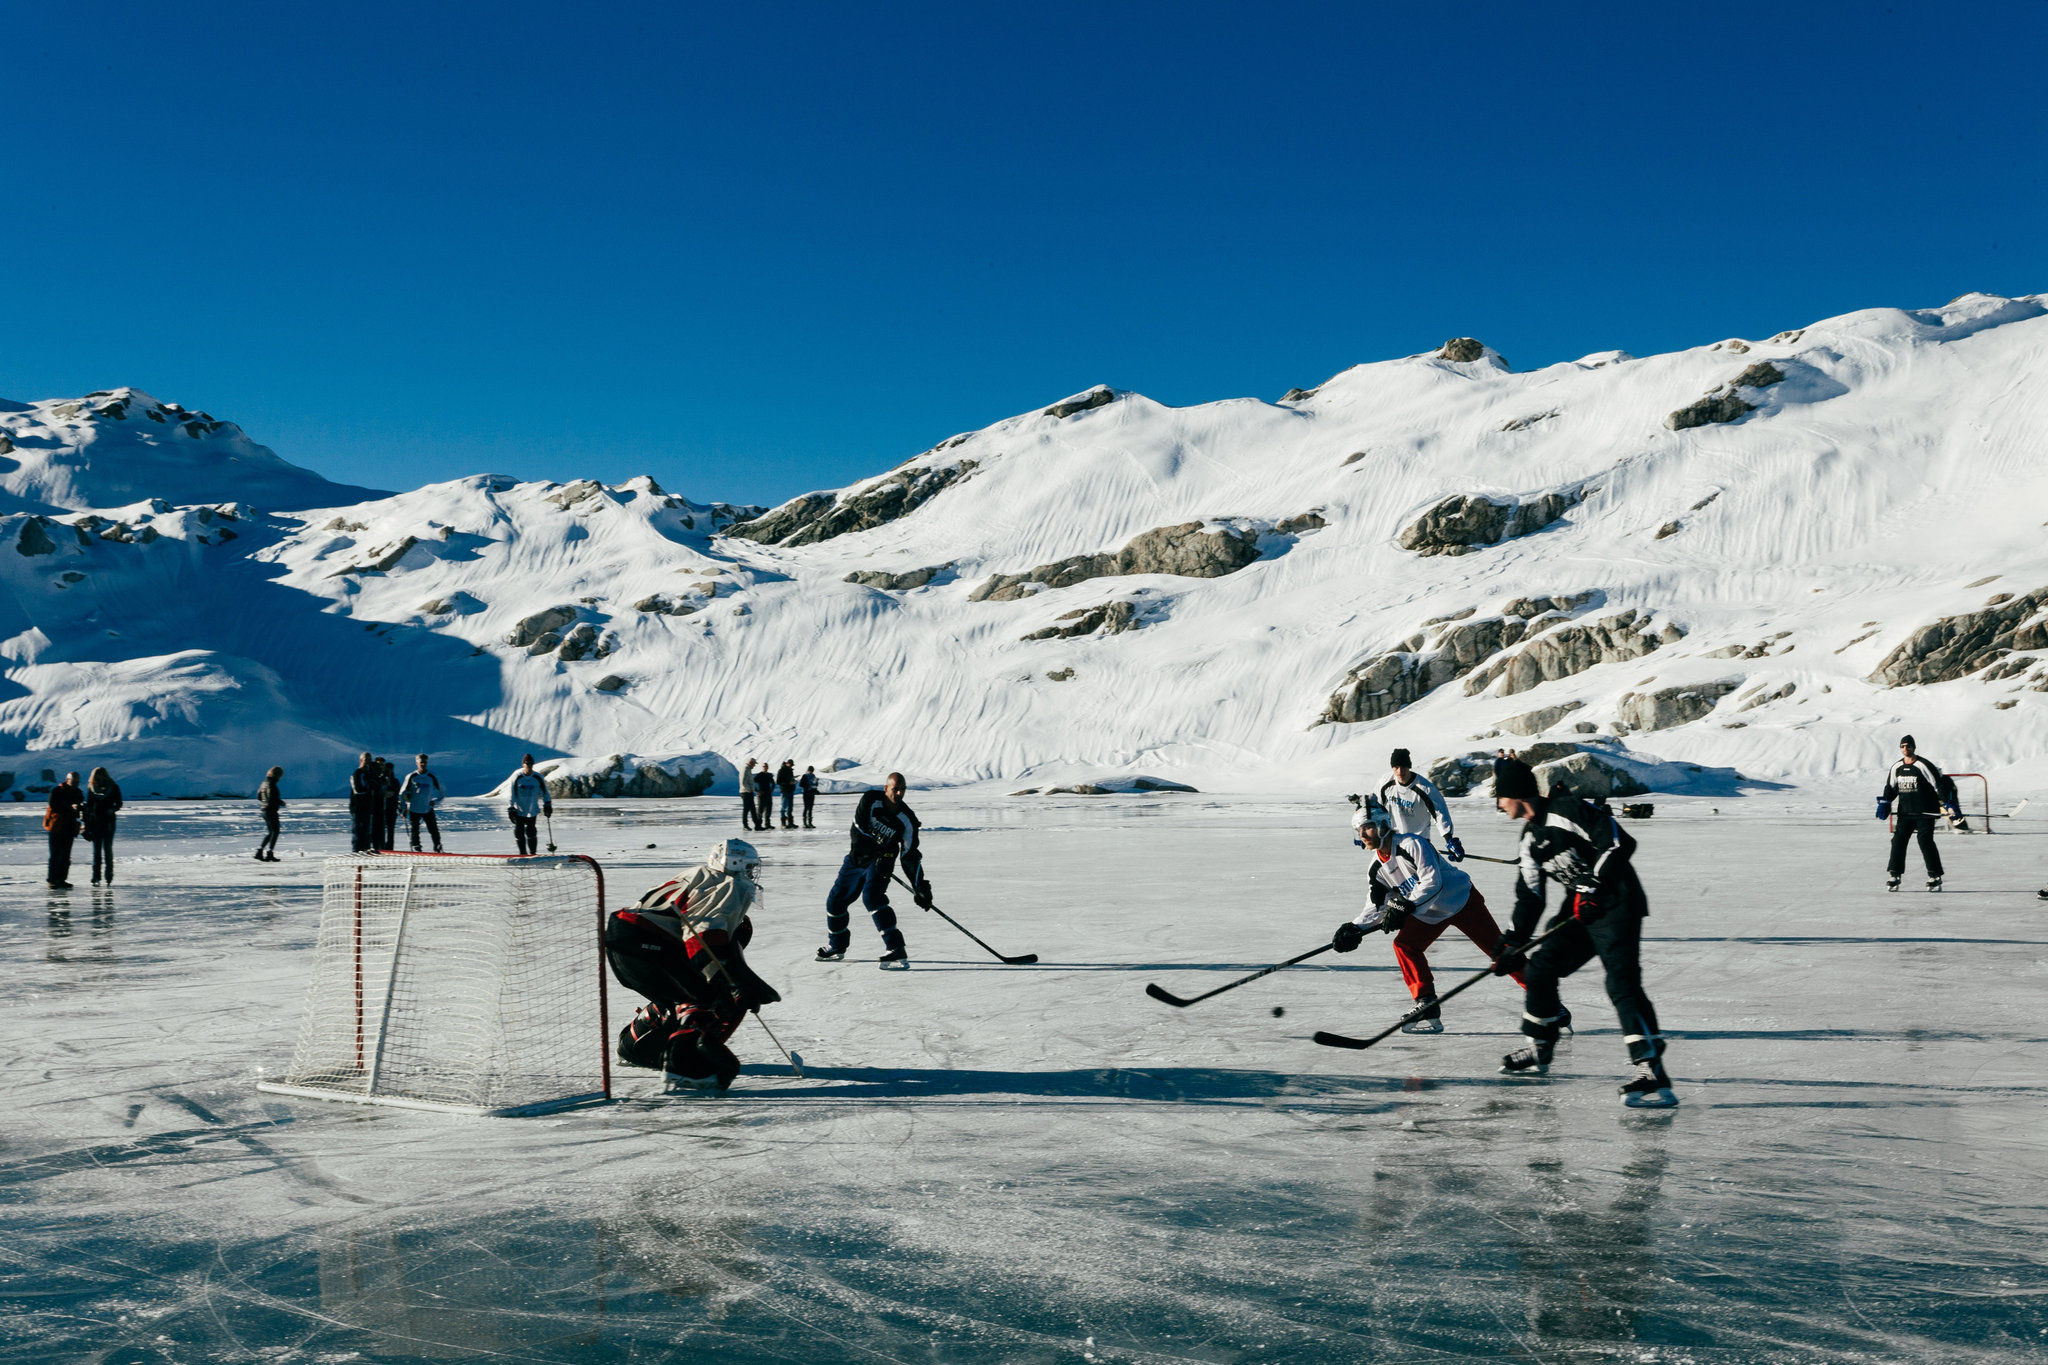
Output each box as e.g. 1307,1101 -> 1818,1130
1489,753 -> 1675,1108
817,771 -> 931,968
1879,734 -> 1959,892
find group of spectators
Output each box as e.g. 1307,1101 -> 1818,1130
347,752 -> 447,854
41,768 -> 123,889
742,759 -> 818,831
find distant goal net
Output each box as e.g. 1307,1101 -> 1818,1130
260,854 -> 612,1115
1887,773 -> 1992,834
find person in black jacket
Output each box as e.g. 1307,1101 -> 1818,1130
1879,734 -> 1958,892
46,771 -> 83,889
378,757 -> 401,851
1489,753 -> 1674,1108
82,767 -> 123,885
348,753 -> 379,853
776,760 -> 797,829
816,772 -> 931,968
751,760 -> 776,833
256,766 -> 285,861
799,765 -> 819,828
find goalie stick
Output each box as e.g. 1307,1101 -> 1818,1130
1312,917 -> 1577,1050
889,872 -> 1039,965
1145,942 -> 1333,1008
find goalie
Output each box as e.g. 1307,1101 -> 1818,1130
605,838 -> 781,1093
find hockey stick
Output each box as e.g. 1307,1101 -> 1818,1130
544,813 -> 557,854
752,1011 -> 803,1078
1145,943 -> 1333,1008
1458,852 -> 1518,866
890,872 -> 1038,964
1312,917 -> 1578,1050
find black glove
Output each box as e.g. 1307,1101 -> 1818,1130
1380,895 -> 1412,934
543,804 -> 553,818
1492,932 -> 1529,977
913,878 -> 936,910
1332,921 -> 1364,953
506,806 -> 519,821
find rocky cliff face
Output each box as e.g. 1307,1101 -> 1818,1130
1461,609 -> 1678,698
1616,679 -> 1742,731
971,521 -> 1263,602
1397,485 -> 1589,556
728,460 -> 977,546
1319,593 -> 1601,725
1869,588 -> 2048,685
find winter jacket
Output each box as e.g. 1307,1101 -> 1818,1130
752,770 -> 775,801
81,783 -> 123,839
349,766 -> 379,810
1882,757 -> 1955,819
1510,792 -> 1648,937
507,770 -> 551,817
798,771 -> 818,795
845,788 -> 923,879
776,763 -> 796,793
399,770 -> 443,814
632,865 -> 758,941
1352,831 -> 1471,927
1377,772 -> 1455,841
258,778 -> 285,813
46,783 -> 83,836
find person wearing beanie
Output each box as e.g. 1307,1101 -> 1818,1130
1878,735 -> 1957,892
1488,749 -> 1675,1108
1377,747 -> 1464,861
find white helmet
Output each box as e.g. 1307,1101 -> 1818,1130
1351,799 -> 1391,842
707,838 -> 760,879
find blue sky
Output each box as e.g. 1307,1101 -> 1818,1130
3,2 -> 2042,508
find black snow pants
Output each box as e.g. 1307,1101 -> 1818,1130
47,827 -> 77,885
259,810 -> 281,856
350,800 -> 375,853
408,810 -> 442,851
1522,905 -> 1662,1064
512,812 -> 538,855
801,792 -> 815,828
1888,814 -> 1944,879
741,792 -> 757,830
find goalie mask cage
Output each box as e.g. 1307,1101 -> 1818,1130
259,853 -> 612,1115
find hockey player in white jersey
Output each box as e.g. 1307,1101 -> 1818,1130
1377,748 -> 1466,862
1328,797 -> 1531,1033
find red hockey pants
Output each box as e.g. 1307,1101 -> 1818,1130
1391,888 -> 1525,1000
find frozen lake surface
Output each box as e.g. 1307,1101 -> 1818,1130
5,791 -> 2048,1362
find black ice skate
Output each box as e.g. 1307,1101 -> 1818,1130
1556,1005 -> 1573,1037
1620,1060 -> 1678,1108
1500,1041 -> 1553,1076
814,945 -> 846,962
1886,875 -> 1901,892
2037,888 -> 2048,901
1401,996 -> 1443,1034
878,947 -> 910,970
1926,876 -> 1942,892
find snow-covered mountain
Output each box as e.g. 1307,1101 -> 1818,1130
5,293 -> 2046,800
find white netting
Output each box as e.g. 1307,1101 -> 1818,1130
265,854 -> 610,1114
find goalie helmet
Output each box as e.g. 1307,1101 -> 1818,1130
1351,798 -> 1392,842
707,838 -> 761,880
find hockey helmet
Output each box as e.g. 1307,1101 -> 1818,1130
1351,798 -> 1392,843
708,838 -> 761,880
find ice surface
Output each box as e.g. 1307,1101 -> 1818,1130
5,792 -> 2048,1362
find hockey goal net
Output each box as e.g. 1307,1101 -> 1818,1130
1887,773 -> 1992,834
260,853 -> 612,1115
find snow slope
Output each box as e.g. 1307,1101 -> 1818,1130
4,293 -> 2047,798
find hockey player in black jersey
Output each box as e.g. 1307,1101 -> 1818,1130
1878,734 -> 1959,892
1489,754 -> 1675,1108
817,771 -> 932,968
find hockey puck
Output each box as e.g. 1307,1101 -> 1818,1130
1271,1006 -> 1285,1017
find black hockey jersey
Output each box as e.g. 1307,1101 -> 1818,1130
1882,757 -> 1955,819
1511,792 -> 1648,937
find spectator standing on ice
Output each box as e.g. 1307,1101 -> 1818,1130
255,766 -> 285,862
740,759 -> 759,831
817,771 -> 932,969
1489,754 -> 1675,1108
348,752 -> 378,853
377,757 -> 401,851
752,761 -> 776,833
45,771 -> 83,889
81,767 -> 123,886
1378,748 -> 1464,861
1329,796 -> 1531,1034
399,753 -> 446,852
506,754 -> 552,855
1879,734 -> 1959,892
799,765 -> 818,828
776,760 -> 797,829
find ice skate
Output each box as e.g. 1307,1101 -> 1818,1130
814,945 -> 845,961
1500,1041 -> 1553,1076
1401,996 -> 1443,1033
1556,1005 -> 1573,1037
878,947 -> 910,970
1926,876 -> 1942,892
1620,1060 -> 1678,1108
1886,875 -> 1901,892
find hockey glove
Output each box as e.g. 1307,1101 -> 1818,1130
1944,802 -> 1962,821
1875,798 -> 1891,821
1445,836 -> 1466,862
543,804 -> 553,818
1380,896 -> 1412,934
913,879 -> 936,910
506,806 -> 519,821
1332,921 -> 1365,953
1492,932 -> 1530,977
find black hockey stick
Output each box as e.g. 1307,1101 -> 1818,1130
1459,852 -> 1517,866
1312,917 -> 1577,1050
1145,943 -> 1333,1008
544,813 -> 557,854
890,873 -> 1039,965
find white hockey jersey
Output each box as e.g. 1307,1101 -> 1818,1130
1352,832 -> 1473,927
1378,772 -> 1455,842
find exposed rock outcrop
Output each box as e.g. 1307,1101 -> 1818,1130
726,461 -> 978,546
1021,600 -> 1140,641
1044,386 -> 1116,419
1319,593 -> 1599,725
594,674 -> 629,693
1461,610 -> 1673,698
845,564 -> 951,591
1427,743 -> 1649,799
505,605 -> 579,648
544,755 -> 714,799
1498,700 -> 1585,736
15,518 -> 58,557
1397,486 -> 1588,556
1276,510 -> 1327,534
1616,679 -> 1741,731
972,521 -> 1262,603
1439,337 -> 1486,362
633,593 -> 699,617
1665,362 -> 1784,432
554,623 -> 614,661
1737,682 -> 1796,711
1869,588 -> 2048,685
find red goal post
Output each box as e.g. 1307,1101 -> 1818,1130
260,852 -> 613,1115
